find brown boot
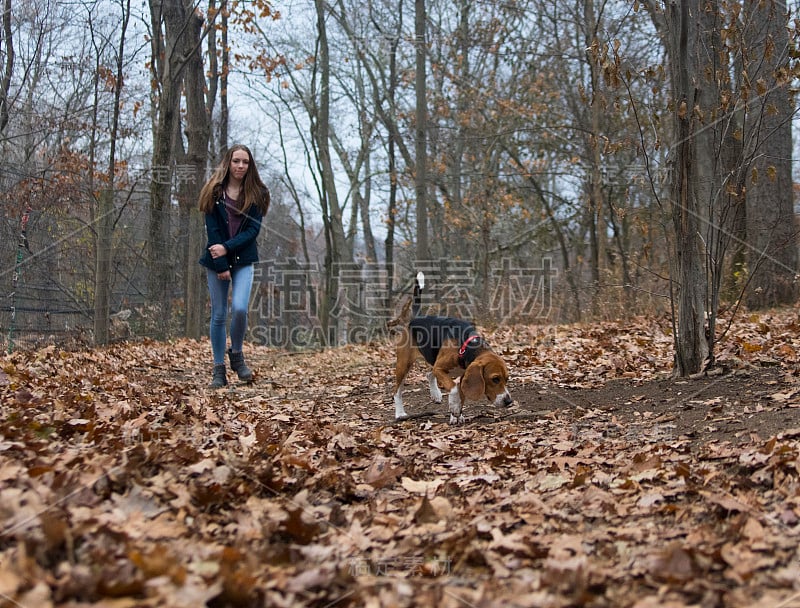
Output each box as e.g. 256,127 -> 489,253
227,349 -> 253,382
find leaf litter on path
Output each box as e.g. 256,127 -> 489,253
1,311 -> 800,606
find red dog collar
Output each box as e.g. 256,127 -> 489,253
458,335 -> 481,367
459,335 -> 481,356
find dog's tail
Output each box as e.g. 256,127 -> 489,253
412,271 -> 425,317
387,271 -> 426,331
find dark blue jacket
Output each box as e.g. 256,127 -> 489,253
198,194 -> 264,273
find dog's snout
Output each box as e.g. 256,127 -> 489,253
494,391 -> 513,407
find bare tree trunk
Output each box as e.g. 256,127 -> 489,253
0,0 -> 13,133
356,67 -> 377,263
449,0 -> 467,241
358,160 -> 377,263
668,0 -> 709,376
148,0 -> 186,338
219,0 -> 229,152
743,0 -> 797,308
205,0 -> 219,154
585,0 -> 604,309
414,0 -> 429,261
148,0 -> 218,338
313,0 -> 351,343
182,4 -> 212,340
696,0 -> 739,361
94,0 -> 131,345
383,2 -> 402,306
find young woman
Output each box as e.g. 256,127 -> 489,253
198,144 -> 270,388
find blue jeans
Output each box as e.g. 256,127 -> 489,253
206,265 -> 254,364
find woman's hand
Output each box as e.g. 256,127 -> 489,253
217,270 -> 231,281
208,244 -> 227,258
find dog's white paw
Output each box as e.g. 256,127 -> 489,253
428,373 -> 442,403
449,413 -> 465,425
394,392 -> 409,421
447,385 -> 462,424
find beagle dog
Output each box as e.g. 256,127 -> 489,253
391,272 -> 513,424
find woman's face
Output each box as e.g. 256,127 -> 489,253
229,149 -> 250,182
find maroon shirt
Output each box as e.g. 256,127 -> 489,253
224,192 -> 244,238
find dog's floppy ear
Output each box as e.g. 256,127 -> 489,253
461,364 -> 485,401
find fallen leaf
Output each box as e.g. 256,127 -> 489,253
414,495 -> 441,524
363,457 -> 404,489
401,477 -> 444,494
649,543 -> 696,583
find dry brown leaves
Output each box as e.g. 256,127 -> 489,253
1,310 -> 800,607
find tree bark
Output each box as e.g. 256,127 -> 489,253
94,0 -> 131,345
668,0 -> 709,376
219,0 -> 229,151
414,0 -> 429,261
743,0 -> 797,308
313,0 -> 351,343
182,4 -> 212,340
0,0 -> 13,133
148,0 -> 187,337
585,0 -> 604,309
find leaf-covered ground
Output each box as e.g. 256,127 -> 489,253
2,310 -> 800,607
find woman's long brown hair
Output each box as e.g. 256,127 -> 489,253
198,144 -> 270,216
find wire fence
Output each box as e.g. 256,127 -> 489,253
0,193 -> 563,352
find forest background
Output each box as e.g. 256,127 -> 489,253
1,0 -> 800,376
5,2 -> 800,605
